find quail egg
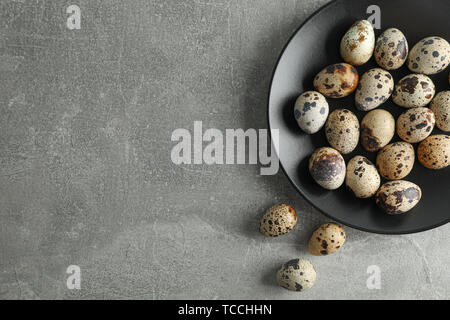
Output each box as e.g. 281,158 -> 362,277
340,20 -> 375,66
277,258 -> 316,292
345,156 -> 381,198
294,91 -> 329,134
259,204 -> 297,237
418,134 -> 450,169
309,147 -> 346,190
376,142 -> 415,180
430,91 -> 450,132
408,36 -> 450,75
325,109 -> 360,154
308,223 -> 346,256
376,181 -> 422,215
397,107 -> 435,143
360,109 -> 395,152
313,63 -> 359,98
392,74 -> 435,108
374,28 -> 409,70
355,68 -> 394,111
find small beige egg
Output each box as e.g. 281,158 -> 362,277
397,108 -> 435,143
309,147 -> 346,190
345,156 -> 380,198
392,74 -> 435,108
376,142 -> 415,180
418,135 -> 450,169
259,204 -> 298,237
294,91 -> 329,134
355,68 -> 394,111
277,258 -> 316,292
374,28 -> 409,70
408,37 -> 450,75
308,223 -> 346,256
313,63 -> 359,98
325,109 -> 360,154
360,109 -> 395,152
340,20 -> 375,66
430,91 -> 450,132
376,181 -> 422,215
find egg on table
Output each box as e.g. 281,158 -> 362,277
294,91 -> 329,134
376,181 -> 422,215
397,107 -> 435,143
308,223 -> 346,256
418,134 -> 450,169
374,28 -> 409,70
309,147 -> 346,190
345,156 -> 380,198
376,142 -> 415,180
392,74 -> 435,108
277,258 -> 316,292
360,109 -> 395,152
313,63 -> 359,98
430,91 -> 450,132
355,68 -> 394,111
325,109 -> 360,154
340,20 -> 375,66
259,204 -> 298,237
408,36 -> 450,75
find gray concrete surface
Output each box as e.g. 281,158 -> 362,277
0,0 -> 448,300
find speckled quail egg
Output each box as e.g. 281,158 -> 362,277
325,109 -> 360,154
408,37 -> 450,75
355,68 -> 394,111
313,63 -> 359,98
340,20 -> 375,66
294,91 -> 329,134
376,142 -> 415,180
418,135 -> 450,169
360,109 -> 395,152
308,223 -> 346,256
309,147 -> 346,190
374,28 -> 409,70
397,107 -> 435,143
430,91 -> 450,132
259,204 -> 297,237
392,74 -> 435,108
345,156 -> 380,198
277,258 -> 316,292
376,181 -> 422,215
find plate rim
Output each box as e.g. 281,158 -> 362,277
266,0 -> 450,235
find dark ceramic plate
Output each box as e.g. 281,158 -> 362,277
268,0 -> 450,234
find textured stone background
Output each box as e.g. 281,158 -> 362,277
0,0 -> 448,300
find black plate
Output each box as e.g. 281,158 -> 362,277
268,0 -> 450,234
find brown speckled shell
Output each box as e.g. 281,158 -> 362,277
430,91 -> 450,132
355,68 -> 394,111
313,63 -> 359,98
308,223 -> 346,256
408,37 -> 450,75
376,181 -> 422,215
340,20 -> 375,66
309,147 -> 346,190
276,258 -> 316,292
345,156 -> 380,199
417,135 -> 450,170
392,74 -> 435,108
397,107 -> 435,143
376,142 -> 415,180
325,109 -> 360,154
259,204 -> 297,237
360,109 -> 395,152
374,28 -> 409,70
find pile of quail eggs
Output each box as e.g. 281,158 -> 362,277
263,20 -> 450,292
